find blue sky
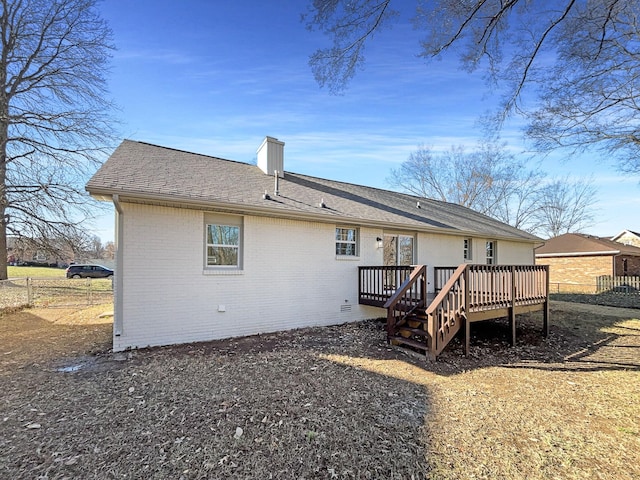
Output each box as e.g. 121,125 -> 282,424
93,0 -> 639,241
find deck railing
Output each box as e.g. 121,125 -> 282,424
426,264 -> 467,359
466,264 -> 549,311
434,266 -> 457,293
359,264 -> 550,359
358,265 -> 413,307
383,265 -> 427,338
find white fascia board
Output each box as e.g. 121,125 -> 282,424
535,251 -> 619,258
88,188 -> 540,245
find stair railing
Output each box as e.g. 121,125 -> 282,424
425,264 -> 468,359
383,265 -> 427,339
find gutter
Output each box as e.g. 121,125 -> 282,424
535,250 -> 620,258
87,188 -> 541,245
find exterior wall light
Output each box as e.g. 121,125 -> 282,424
376,237 -> 383,249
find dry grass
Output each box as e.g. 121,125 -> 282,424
0,301 -> 638,479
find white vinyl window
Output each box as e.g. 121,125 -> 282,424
205,214 -> 242,269
463,238 -> 472,261
336,227 -> 358,256
486,240 -> 497,265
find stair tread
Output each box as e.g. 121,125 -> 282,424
389,335 -> 429,351
392,302 -> 424,312
401,314 -> 429,324
396,326 -> 430,337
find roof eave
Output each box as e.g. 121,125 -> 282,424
87,187 -> 540,244
535,250 -> 620,257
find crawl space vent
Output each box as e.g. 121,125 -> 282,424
340,304 -> 352,313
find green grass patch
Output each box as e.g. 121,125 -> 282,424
8,265 -> 66,278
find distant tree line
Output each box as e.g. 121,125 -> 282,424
8,234 -> 114,267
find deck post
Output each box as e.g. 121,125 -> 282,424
464,265 -> 470,357
543,265 -> 550,337
510,266 -> 517,347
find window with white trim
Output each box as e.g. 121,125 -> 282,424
335,227 -> 358,256
463,238 -> 472,261
486,240 -> 497,265
205,214 -> 242,268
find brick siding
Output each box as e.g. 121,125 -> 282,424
536,255 -> 613,293
615,255 -> 640,276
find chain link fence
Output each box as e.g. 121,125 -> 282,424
549,281 -> 640,309
0,277 -> 113,310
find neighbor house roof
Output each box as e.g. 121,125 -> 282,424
535,233 -> 640,257
611,229 -> 640,242
87,140 -> 541,243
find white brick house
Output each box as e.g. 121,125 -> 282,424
87,137 -> 541,352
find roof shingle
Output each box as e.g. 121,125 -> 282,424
87,140 -> 541,242
535,233 -> 640,256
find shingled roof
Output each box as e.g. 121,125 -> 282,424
86,140 -> 541,242
535,233 -> 640,257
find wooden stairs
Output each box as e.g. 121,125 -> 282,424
382,264 -> 549,360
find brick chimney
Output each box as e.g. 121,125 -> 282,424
257,136 -> 284,178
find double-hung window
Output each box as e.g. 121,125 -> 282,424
486,240 -> 497,265
336,227 -> 358,256
205,214 -> 242,269
463,238 -> 472,261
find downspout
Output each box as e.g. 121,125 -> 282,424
112,195 -> 124,338
612,252 -> 621,277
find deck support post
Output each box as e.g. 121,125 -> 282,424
464,318 -> 470,357
543,265 -> 550,337
509,307 -> 516,347
510,266 -> 517,347
464,267 -> 470,357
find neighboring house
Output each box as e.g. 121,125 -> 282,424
611,229 -> 640,248
535,233 -> 640,293
6,236 -> 72,267
87,137 -> 543,352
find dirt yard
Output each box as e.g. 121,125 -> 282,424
1,302 -> 639,479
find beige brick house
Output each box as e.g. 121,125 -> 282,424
611,229 -> 640,248
535,233 -> 640,293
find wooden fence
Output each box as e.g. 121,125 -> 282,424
596,275 -> 640,293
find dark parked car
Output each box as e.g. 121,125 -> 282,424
66,264 -> 114,279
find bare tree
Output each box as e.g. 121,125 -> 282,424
0,0 -> 115,279
387,141 -> 545,230
305,0 -> 640,175
388,143 -> 597,237
104,240 -> 115,261
534,176 -> 598,238
88,235 -> 105,259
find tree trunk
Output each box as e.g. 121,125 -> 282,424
0,124 -> 7,280
0,100 -> 7,281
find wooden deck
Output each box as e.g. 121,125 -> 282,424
359,264 -> 550,360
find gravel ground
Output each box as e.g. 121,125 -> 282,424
1,302 -> 639,479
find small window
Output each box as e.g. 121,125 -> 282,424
486,241 -> 497,265
205,214 -> 242,269
336,227 -> 358,256
463,238 -> 472,261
